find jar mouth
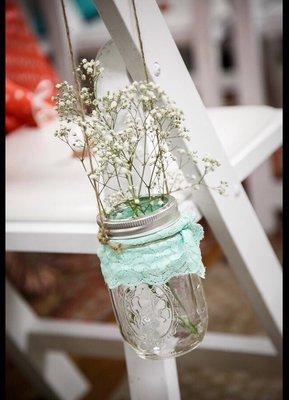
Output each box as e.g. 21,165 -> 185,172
108,196 -> 169,220
97,195 -> 180,239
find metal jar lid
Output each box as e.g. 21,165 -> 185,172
97,195 -> 180,239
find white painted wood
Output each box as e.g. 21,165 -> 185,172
6,280 -> 90,400
39,0 -> 74,82
27,313 -> 180,400
207,106 -> 282,181
40,0 -> 201,65
189,0 -> 282,229
93,0 -> 282,357
111,333 -> 281,400
248,160 -> 282,233
201,330 -> 275,355
29,318 -> 123,359
28,316 -> 276,358
232,0 -> 265,105
6,221 -> 100,254
25,316 -> 281,376
5,121 -> 96,224
124,343 -> 181,400
191,0 -> 221,106
28,316 -> 281,376
180,333 -> 281,377
6,278 -> 280,398
261,1 -> 282,40
231,0 -> 282,234
5,106 -> 281,252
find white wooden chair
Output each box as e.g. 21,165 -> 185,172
189,0 -> 283,233
6,1 -> 282,399
37,0 -> 282,235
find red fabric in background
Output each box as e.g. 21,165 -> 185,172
6,79 -> 37,126
5,0 -> 59,133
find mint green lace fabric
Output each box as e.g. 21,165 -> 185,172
98,214 -> 205,289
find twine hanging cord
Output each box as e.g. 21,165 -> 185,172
60,0 -> 168,251
131,0 -> 170,195
131,0 -> 149,82
60,0 -> 110,246
99,229 -> 182,254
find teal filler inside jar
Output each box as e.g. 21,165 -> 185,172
97,195 -> 208,360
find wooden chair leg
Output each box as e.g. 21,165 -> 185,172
124,343 -> 181,400
6,280 -> 90,400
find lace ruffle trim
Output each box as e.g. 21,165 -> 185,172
98,214 -> 205,289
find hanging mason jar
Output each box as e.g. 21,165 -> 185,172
97,195 -> 208,360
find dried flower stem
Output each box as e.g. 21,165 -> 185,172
60,0 -> 108,240
55,2 -> 228,221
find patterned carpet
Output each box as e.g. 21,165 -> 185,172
5,224 -> 282,400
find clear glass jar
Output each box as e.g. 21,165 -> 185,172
100,195 -> 208,359
110,274 -> 208,359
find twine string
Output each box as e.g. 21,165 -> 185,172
131,0 -> 169,195
60,0 -> 169,250
131,0 -> 149,83
60,0 -> 89,125
107,230 -> 181,254
60,0 -> 108,243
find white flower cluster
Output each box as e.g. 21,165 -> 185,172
54,59 -> 227,217
54,81 -> 78,121
202,154 -> 221,172
215,180 -> 229,195
78,58 -> 104,81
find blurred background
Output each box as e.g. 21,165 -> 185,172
6,0 -> 282,399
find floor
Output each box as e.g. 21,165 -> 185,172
5,222 -> 282,400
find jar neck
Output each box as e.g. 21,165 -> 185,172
97,195 -> 180,239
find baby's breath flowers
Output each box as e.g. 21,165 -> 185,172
54,58 -> 227,218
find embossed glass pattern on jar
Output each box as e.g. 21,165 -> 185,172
110,273 -> 208,359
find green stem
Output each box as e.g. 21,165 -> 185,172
167,282 -> 199,335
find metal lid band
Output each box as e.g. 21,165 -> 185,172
97,195 -> 180,239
